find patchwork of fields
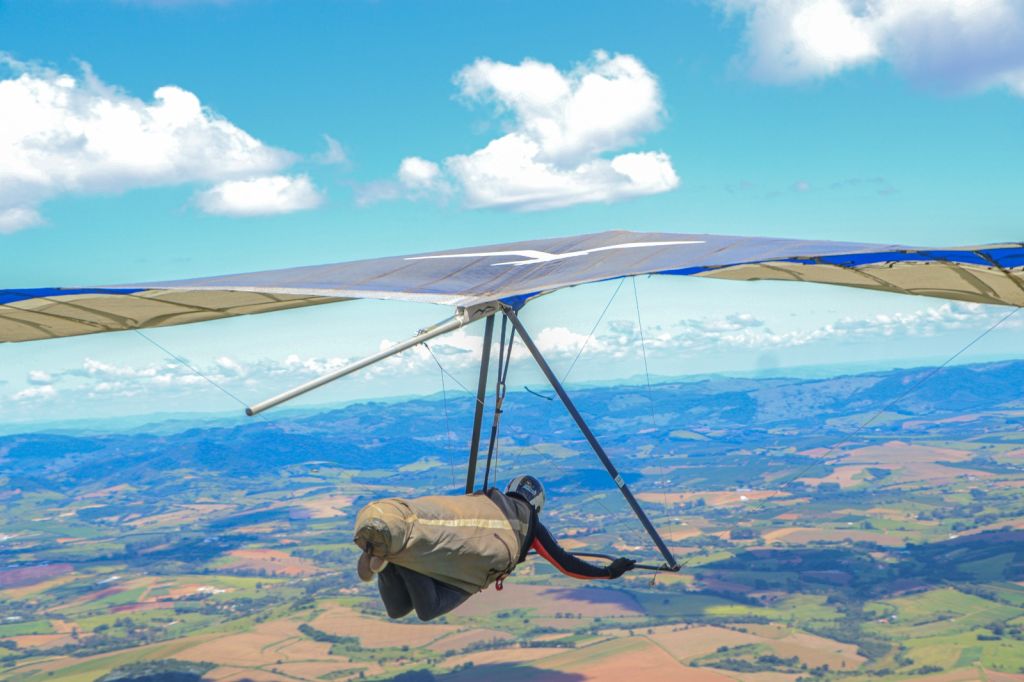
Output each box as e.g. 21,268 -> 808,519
2,362 -> 1024,681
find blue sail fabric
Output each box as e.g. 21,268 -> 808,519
3,230 -> 1023,342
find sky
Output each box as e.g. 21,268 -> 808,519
1,0 -> 1023,428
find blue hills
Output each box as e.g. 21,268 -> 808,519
2,358 -> 1023,495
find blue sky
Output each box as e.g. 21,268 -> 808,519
2,0 -> 1023,426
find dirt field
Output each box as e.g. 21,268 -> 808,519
294,493 -> 354,518
645,624 -> 761,659
0,562 -> 73,588
176,619 -> 336,668
204,666 -> 299,682
762,527 -> 905,547
222,548 -> 320,576
454,583 -> 644,618
598,623 -> 862,671
428,627 -> 513,652
1,573 -> 77,599
126,503 -> 235,529
10,634 -> 75,650
311,605 -> 457,647
798,465 -> 868,488
544,635 -> 736,682
843,441 -> 971,464
438,645 -> 567,674
770,631 -> 864,669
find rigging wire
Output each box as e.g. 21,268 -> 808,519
134,330 -> 250,409
562,279 -> 626,383
424,342 -> 458,489
132,329 -> 320,466
632,277 -> 676,553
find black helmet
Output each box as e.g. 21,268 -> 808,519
505,475 -> 545,514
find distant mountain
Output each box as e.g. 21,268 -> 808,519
2,359 -> 1022,495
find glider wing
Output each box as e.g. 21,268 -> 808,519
3,230 -> 1022,342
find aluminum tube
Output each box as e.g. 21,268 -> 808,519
505,306 -> 680,570
465,314 -> 495,493
246,314 -> 465,416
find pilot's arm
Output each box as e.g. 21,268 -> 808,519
531,522 -> 635,579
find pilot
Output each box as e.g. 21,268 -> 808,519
353,475 -> 636,621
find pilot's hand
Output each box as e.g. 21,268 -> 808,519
607,557 -> 636,578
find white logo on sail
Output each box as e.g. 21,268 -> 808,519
405,240 -> 705,266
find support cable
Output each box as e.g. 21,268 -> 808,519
135,330 -> 250,409
424,342 -> 458,488
132,330 -> 320,465
632,277 -> 675,545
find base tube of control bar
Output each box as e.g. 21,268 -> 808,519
247,314 -> 466,416
505,306 -> 680,571
573,552 -> 680,573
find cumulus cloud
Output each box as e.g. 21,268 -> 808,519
365,51 -> 679,211
195,174 -> 323,216
356,156 -> 452,206
0,54 -> 319,231
614,302 -> 1010,355
718,0 -> 1024,95
523,303 -> 1012,364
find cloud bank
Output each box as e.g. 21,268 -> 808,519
8,303 -> 1010,409
361,51 -> 679,211
0,54 -> 322,232
718,0 -> 1024,95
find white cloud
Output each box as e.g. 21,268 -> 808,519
356,156 -> 452,206
718,0 -> 1024,95
195,174 -> 323,216
27,370 -> 52,385
315,134 -> 348,166
0,207 -> 43,234
8,303 -> 1012,410
366,51 -> 679,211
534,326 -> 604,356
398,157 -> 445,190
0,54 -> 308,231
12,385 -> 56,401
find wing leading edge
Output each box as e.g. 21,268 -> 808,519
3,230 -> 1022,342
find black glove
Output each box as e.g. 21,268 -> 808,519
607,557 -> 636,578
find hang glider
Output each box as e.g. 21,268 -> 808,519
6,229 -> 1023,573
3,230 -> 1023,344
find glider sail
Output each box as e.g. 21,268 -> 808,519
7,229 -> 1023,572
3,230 -> 1023,343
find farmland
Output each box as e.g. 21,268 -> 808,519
2,360 -> 1024,680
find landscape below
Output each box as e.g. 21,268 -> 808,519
2,360 -> 1024,681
